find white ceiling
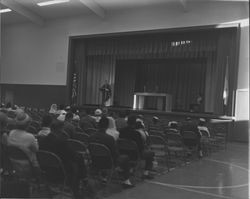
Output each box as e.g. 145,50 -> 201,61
0,0 -> 248,25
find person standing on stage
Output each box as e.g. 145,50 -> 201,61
100,80 -> 112,106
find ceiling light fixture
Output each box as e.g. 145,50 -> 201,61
0,8 -> 12,13
37,0 -> 70,7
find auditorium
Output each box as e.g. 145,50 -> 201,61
0,0 -> 249,198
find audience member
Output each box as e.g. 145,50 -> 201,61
89,116 -> 134,188
198,118 -> 210,137
115,111 -> 127,130
93,109 -> 102,123
38,120 -> 87,197
167,121 -> 179,134
180,117 -> 202,157
63,112 -> 76,138
119,115 -> 155,179
7,111 -> 39,168
38,114 -> 53,137
49,104 -> 58,114
79,109 -> 97,131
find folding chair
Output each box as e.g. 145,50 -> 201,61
67,139 -> 90,166
88,143 -> 115,187
199,129 -> 212,156
148,135 -> 170,171
73,132 -> 90,145
181,131 -> 199,159
7,146 -> 40,195
85,128 -> 97,135
36,150 -> 72,196
165,133 -> 187,166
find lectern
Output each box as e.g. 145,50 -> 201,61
133,92 -> 172,111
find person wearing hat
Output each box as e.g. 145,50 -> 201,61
93,108 -> 102,123
7,111 -> 39,167
198,118 -> 210,137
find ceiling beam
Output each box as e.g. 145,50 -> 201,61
0,0 -> 44,25
79,0 -> 105,18
179,0 -> 188,12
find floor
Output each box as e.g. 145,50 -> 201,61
106,142 -> 249,199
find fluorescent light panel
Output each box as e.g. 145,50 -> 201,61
37,0 -> 70,7
0,8 -> 12,13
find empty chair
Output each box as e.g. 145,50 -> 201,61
148,135 -> 170,171
88,143 -> 115,186
36,150 -> 71,196
181,131 -> 200,158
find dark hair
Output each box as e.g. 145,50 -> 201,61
65,112 -> 74,120
135,121 -> 144,129
58,104 -> 65,110
41,114 -> 53,127
127,115 -> 137,127
118,111 -> 127,118
51,120 -> 64,132
98,116 -> 109,130
6,102 -> 12,109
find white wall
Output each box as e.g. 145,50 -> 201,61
1,1 -> 249,86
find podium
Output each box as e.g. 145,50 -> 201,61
133,92 -> 172,111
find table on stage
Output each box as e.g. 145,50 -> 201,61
133,92 -> 172,111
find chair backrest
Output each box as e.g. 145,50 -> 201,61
67,139 -> 87,153
165,133 -> 183,146
7,145 -> 34,177
181,131 -> 198,147
73,132 -> 90,145
199,129 -> 210,138
117,138 -> 139,161
36,150 -> 66,180
85,128 -> 97,135
149,135 -> 167,146
88,143 -> 113,170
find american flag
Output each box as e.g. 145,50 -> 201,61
71,73 -> 77,104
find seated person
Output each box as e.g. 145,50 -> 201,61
38,120 -> 87,197
79,109 -> 97,131
148,116 -> 164,133
7,111 -> 39,171
89,116 -> 134,188
93,109 -> 102,123
115,111 -> 127,131
167,121 -> 180,134
63,112 -> 76,138
198,118 -> 210,137
180,117 -> 202,157
119,115 -> 155,179
38,114 -> 53,137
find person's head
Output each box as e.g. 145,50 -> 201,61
58,104 -> 65,110
98,116 -> 109,131
15,112 -> 31,130
152,116 -> 159,124
185,117 -> 192,122
65,112 -> 74,121
135,120 -> 144,130
95,109 -> 102,116
127,115 -> 137,128
51,120 -> 64,133
168,121 -> 178,129
41,114 -> 53,128
198,118 -> 206,126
